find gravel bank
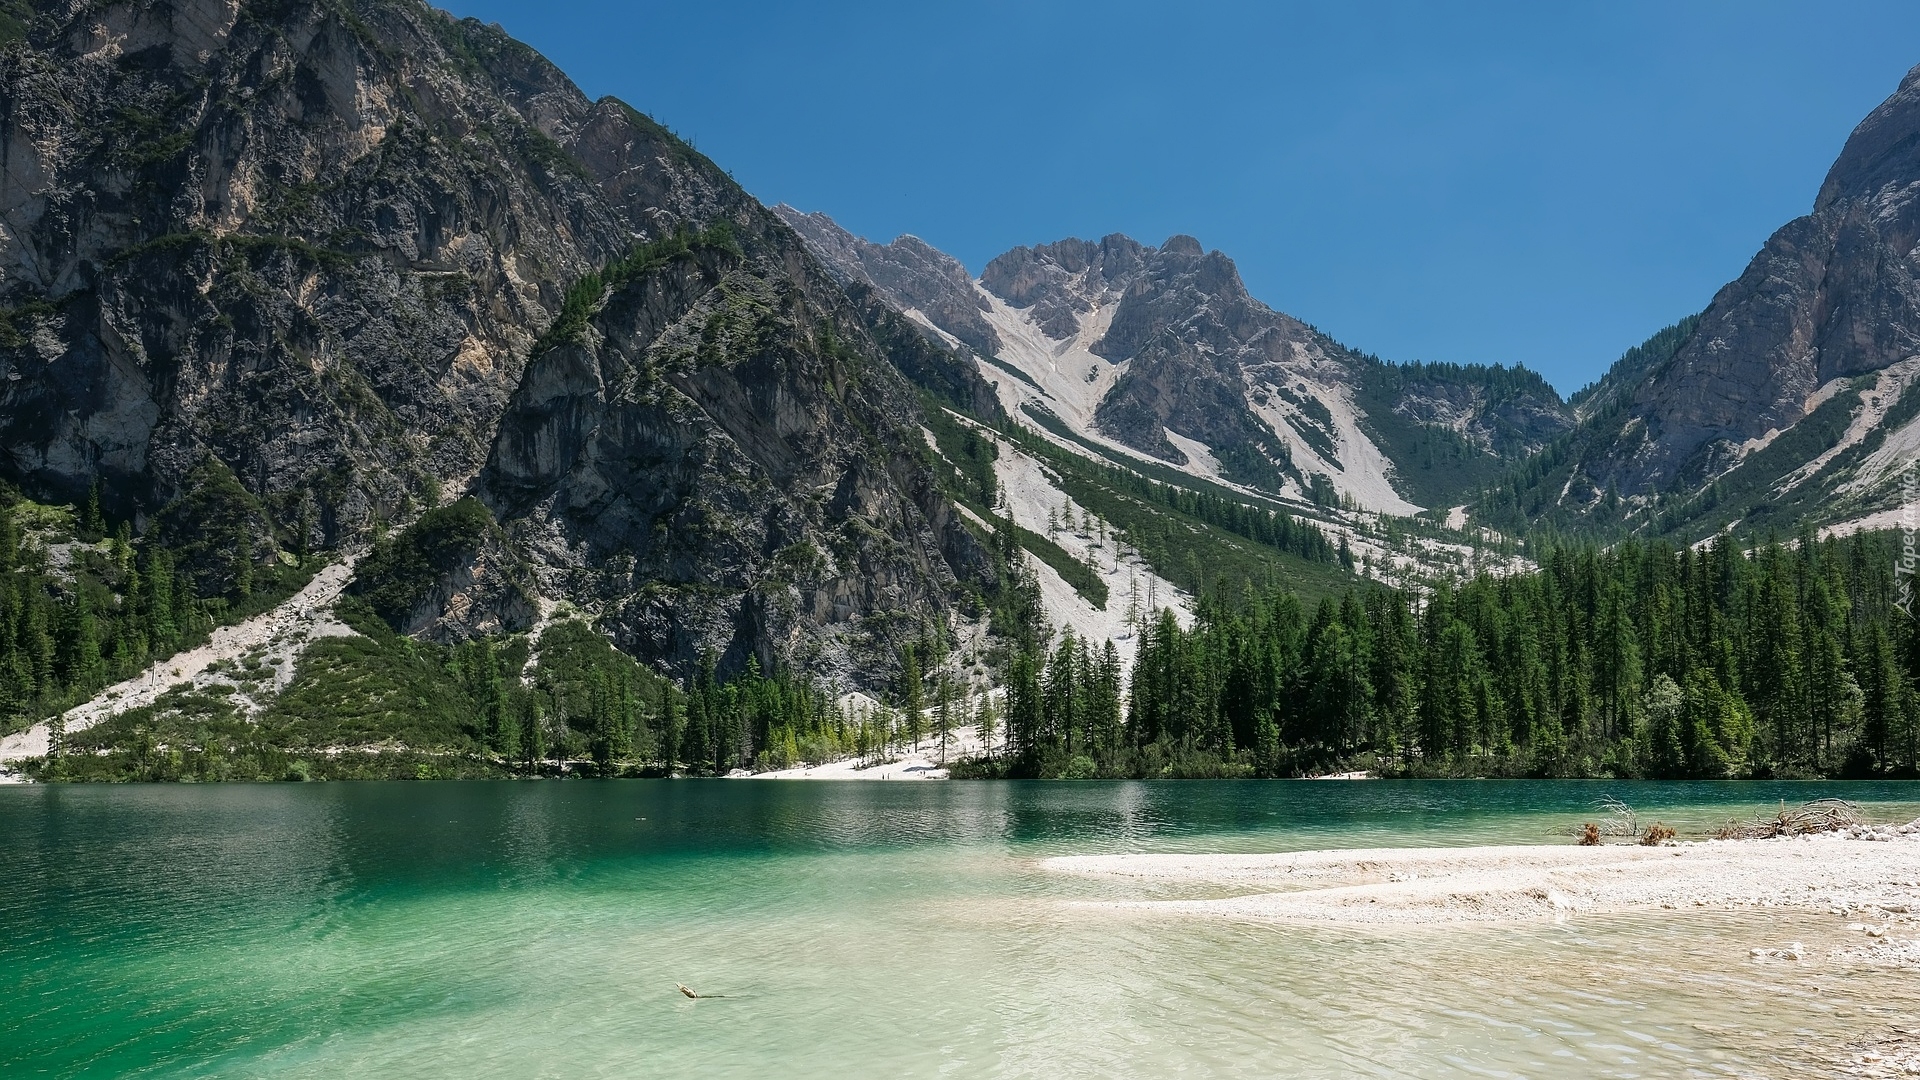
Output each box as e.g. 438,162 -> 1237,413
1048,825 -> 1920,928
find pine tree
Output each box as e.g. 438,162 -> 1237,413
1592,579 -> 1642,744
1746,549 -> 1803,767
935,672 -> 953,765
145,550 -> 176,649
1043,629 -> 1082,757
681,687 -> 711,775
658,683 -> 681,772
1681,669 -> 1742,777
1006,646 -> 1044,773
81,480 -> 105,540
519,696 -> 545,771
24,587 -> 54,695
0,507 -> 16,576
975,693 -> 999,756
900,646 -> 924,751
232,522 -> 254,600
1093,640 -> 1123,755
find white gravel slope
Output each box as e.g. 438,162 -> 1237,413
987,426 -> 1192,668
0,558 -> 359,767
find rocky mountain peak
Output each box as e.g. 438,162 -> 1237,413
977,234 -> 1146,338
1474,63 -> 1920,542
772,205 -> 1000,355
778,213 -> 1572,512
1159,234 -> 1204,257
1568,63 -> 1920,502
1816,62 -> 1920,213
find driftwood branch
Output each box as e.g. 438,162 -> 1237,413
1715,799 -> 1865,840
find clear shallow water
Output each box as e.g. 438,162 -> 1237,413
3,780 -> 1918,1078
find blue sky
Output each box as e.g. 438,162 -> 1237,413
442,1 -> 1920,395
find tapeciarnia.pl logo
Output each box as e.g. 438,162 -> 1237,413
1898,462 -> 1917,617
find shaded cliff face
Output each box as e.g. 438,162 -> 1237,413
348,496 -> 537,645
0,0 -> 993,684
480,224 -> 993,682
0,0 -> 742,539
1593,64 -> 1920,494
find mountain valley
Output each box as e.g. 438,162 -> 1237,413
0,0 -> 1916,782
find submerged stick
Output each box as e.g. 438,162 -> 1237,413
676,983 -> 722,999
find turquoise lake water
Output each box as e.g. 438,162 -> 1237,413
4,779 -> 1919,1077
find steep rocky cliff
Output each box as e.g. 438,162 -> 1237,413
0,0 -> 994,683
477,223 -> 994,680
1488,63 -> 1920,539
1598,63 -> 1920,495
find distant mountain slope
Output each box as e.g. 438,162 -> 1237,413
778,209 -> 1571,515
777,206 -> 1001,357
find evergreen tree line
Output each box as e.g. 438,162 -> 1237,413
450,624 -> 965,777
673,643 -> 975,773
1360,356 -> 1561,406
986,530 -> 1920,779
1058,453 -> 1338,566
0,501 -> 220,729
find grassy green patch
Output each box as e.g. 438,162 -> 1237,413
0,0 -> 30,44
981,352 -> 1043,390
260,598 -> 488,749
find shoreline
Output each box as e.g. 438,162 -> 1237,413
1046,825 -> 1920,935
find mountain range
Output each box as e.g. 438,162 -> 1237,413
778,207 -> 1572,519
2,0 -> 1918,705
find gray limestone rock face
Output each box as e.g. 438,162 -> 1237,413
980,234 -> 1145,339
773,206 -> 1003,358
476,214 -> 993,683
0,0 -> 725,536
1587,63 -> 1920,493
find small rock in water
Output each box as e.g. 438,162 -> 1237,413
1751,942 -> 1805,961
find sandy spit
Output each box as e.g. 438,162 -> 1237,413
1046,827 -> 1920,926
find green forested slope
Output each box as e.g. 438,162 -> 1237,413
984,530 -> 1920,780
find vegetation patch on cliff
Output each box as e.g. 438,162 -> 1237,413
349,498 -> 500,634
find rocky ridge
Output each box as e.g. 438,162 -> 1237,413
1512,63 -> 1920,538
781,211 -> 1571,515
